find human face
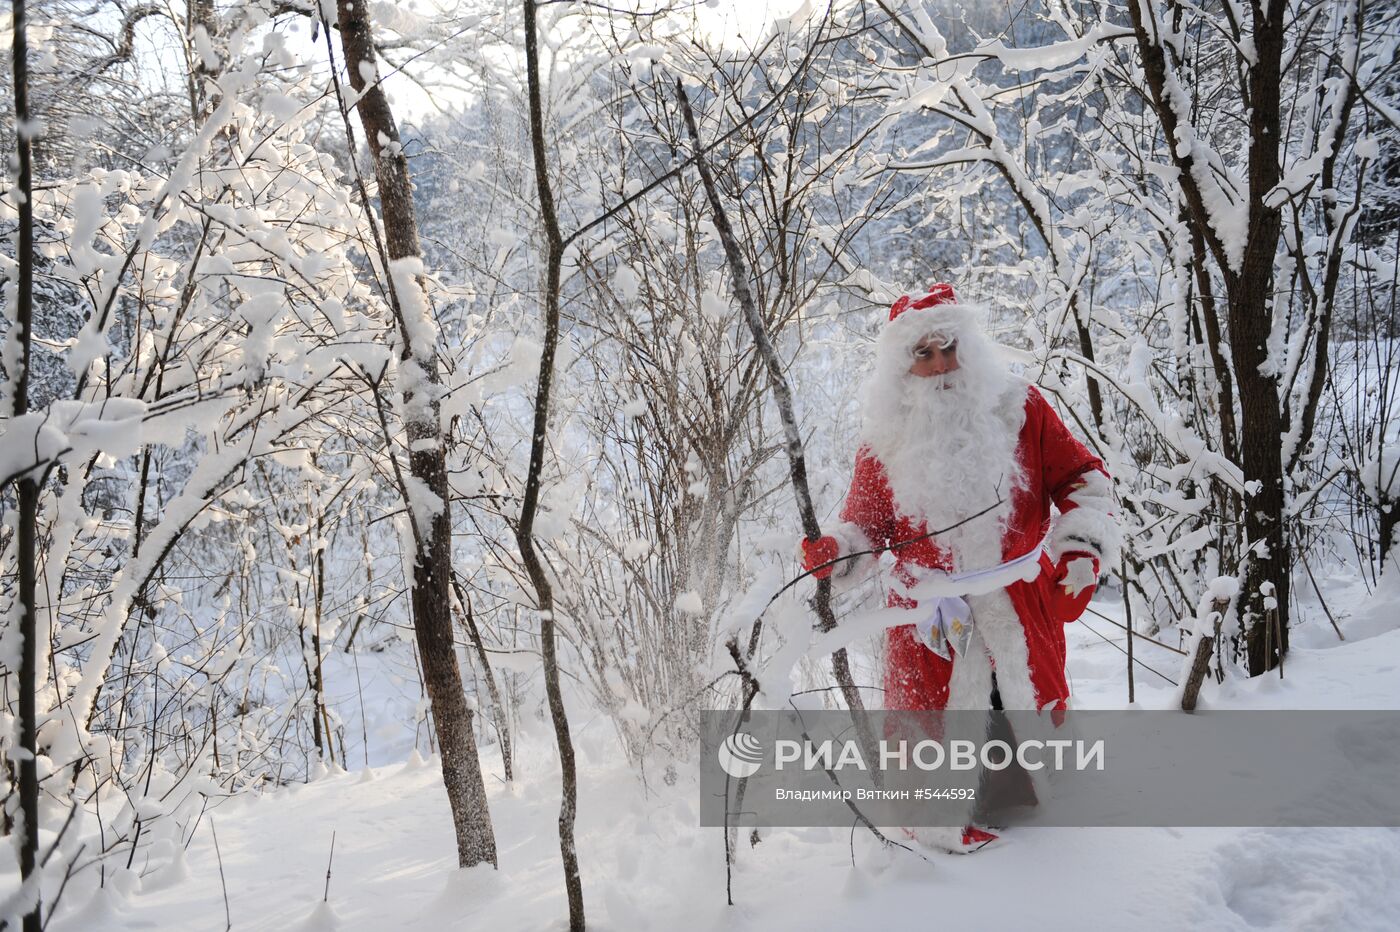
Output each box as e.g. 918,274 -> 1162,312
909,334 -> 960,379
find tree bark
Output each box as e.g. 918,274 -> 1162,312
1231,1 -> 1289,674
451,576 -> 514,782
335,0 -> 496,868
1379,495 -> 1397,572
519,2 -> 584,927
1131,0 -> 1290,675
1181,599 -> 1228,712
11,1 -> 41,926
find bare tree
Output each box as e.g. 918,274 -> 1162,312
518,0 -> 584,926
1127,0 -> 1292,674
9,2 -> 41,927
333,0 -> 496,868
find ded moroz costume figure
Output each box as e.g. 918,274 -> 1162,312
802,283 -> 1120,717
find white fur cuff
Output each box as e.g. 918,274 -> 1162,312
1048,504 -> 1121,566
829,521 -> 880,591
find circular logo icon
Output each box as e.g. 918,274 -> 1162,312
718,732 -> 764,778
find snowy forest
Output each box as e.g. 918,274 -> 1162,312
1,0 -> 1398,928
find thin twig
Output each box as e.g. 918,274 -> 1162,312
1299,553 -> 1344,641
1081,606 -> 1189,656
210,818 -> 231,932
323,831 -> 336,902
1076,617 -> 1179,686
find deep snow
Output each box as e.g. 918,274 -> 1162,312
37,586 -> 1400,932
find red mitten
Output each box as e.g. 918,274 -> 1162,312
800,535 -> 840,580
1049,551 -> 1100,622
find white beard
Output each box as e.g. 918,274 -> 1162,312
862,367 -> 1028,572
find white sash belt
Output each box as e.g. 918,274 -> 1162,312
914,542 -> 1046,660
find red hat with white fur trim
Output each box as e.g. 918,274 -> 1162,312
881,283 -> 980,357
889,282 -> 957,320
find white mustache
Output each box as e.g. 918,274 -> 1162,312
905,369 -> 966,396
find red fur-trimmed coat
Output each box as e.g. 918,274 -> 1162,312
830,385 -> 1114,712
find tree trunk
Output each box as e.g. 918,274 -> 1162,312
1131,0 -> 1290,675
451,577 -> 514,782
11,1 -> 41,927
335,0 -> 496,868
1379,496 -> 1397,573
312,504 -> 332,760
1231,2 -> 1289,675
519,2 -> 585,927
1181,599 -> 1228,712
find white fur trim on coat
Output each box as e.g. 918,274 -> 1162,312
966,588 -> 1039,711
1047,469 -> 1120,566
828,521 -> 879,592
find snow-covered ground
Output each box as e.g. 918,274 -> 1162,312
41,584 -> 1400,932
